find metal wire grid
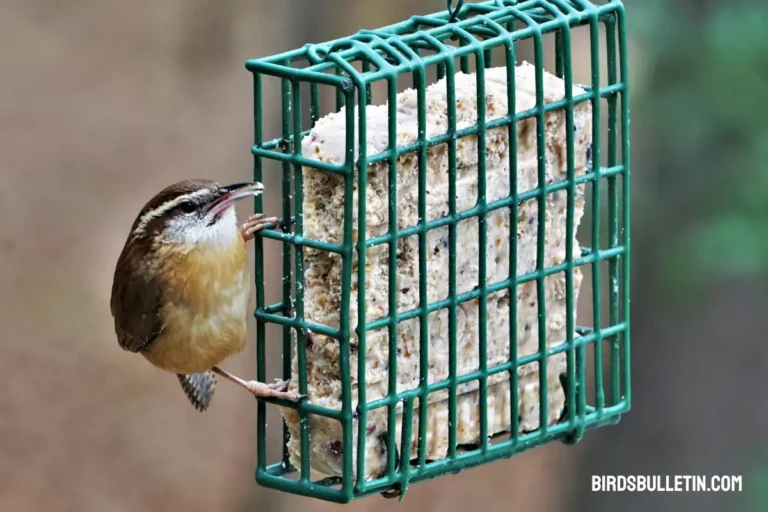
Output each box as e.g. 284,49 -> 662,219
248,0 -> 629,502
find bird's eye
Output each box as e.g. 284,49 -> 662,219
179,201 -> 196,214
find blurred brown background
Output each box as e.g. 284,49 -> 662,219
2,0 -> 766,511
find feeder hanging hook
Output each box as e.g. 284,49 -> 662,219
447,0 -> 464,23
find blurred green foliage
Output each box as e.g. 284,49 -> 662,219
748,468 -> 768,511
631,1 -> 768,303
744,446 -> 768,511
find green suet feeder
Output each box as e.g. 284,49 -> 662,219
248,0 -> 630,503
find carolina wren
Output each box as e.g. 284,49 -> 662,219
110,179 -> 301,411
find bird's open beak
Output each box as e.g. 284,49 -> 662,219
206,181 -> 264,218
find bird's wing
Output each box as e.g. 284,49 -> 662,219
110,249 -> 164,353
177,372 -> 217,412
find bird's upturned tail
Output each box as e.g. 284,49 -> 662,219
177,371 -> 217,411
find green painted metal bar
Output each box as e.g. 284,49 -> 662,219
336,66 -> 346,110
398,397 -> 416,497
519,4 -> 550,436
338,85 -> 357,499
257,230 -> 345,254
362,60 -> 373,105
551,0 -> 582,442
414,52 -> 431,474
253,71 -> 269,473
386,72 -> 401,484
265,400 -> 346,421
604,11 -> 621,409
332,62 -> 361,500
250,147 -> 348,175
445,42 -> 460,462
410,47 -> 430,471
472,37 -> 490,451
499,13 -> 521,445
279,66 -> 296,472
291,78 -> 311,482
616,0 -> 631,411
252,312 -> 340,339
586,1 -> 602,424
246,59 -> 349,85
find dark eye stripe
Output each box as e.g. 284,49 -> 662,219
131,187 -> 214,238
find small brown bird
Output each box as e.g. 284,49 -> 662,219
110,179 -> 301,411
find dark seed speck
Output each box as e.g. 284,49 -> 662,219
327,440 -> 343,456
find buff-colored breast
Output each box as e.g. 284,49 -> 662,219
142,233 -> 251,374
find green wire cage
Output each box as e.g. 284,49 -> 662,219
249,0 -> 629,503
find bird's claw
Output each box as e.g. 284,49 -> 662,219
247,378 -> 305,402
266,379 -> 290,392
240,214 -> 280,241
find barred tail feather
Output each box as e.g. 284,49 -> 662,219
177,371 -> 217,412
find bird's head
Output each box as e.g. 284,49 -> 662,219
128,179 -> 265,247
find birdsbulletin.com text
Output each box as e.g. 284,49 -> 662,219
592,475 -> 742,492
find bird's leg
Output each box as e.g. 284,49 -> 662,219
240,214 -> 280,241
211,366 -> 302,401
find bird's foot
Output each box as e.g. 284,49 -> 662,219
245,379 -> 304,402
240,214 -> 280,241
211,367 -> 304,402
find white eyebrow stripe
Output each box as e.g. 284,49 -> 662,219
131,188 -> 213,238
